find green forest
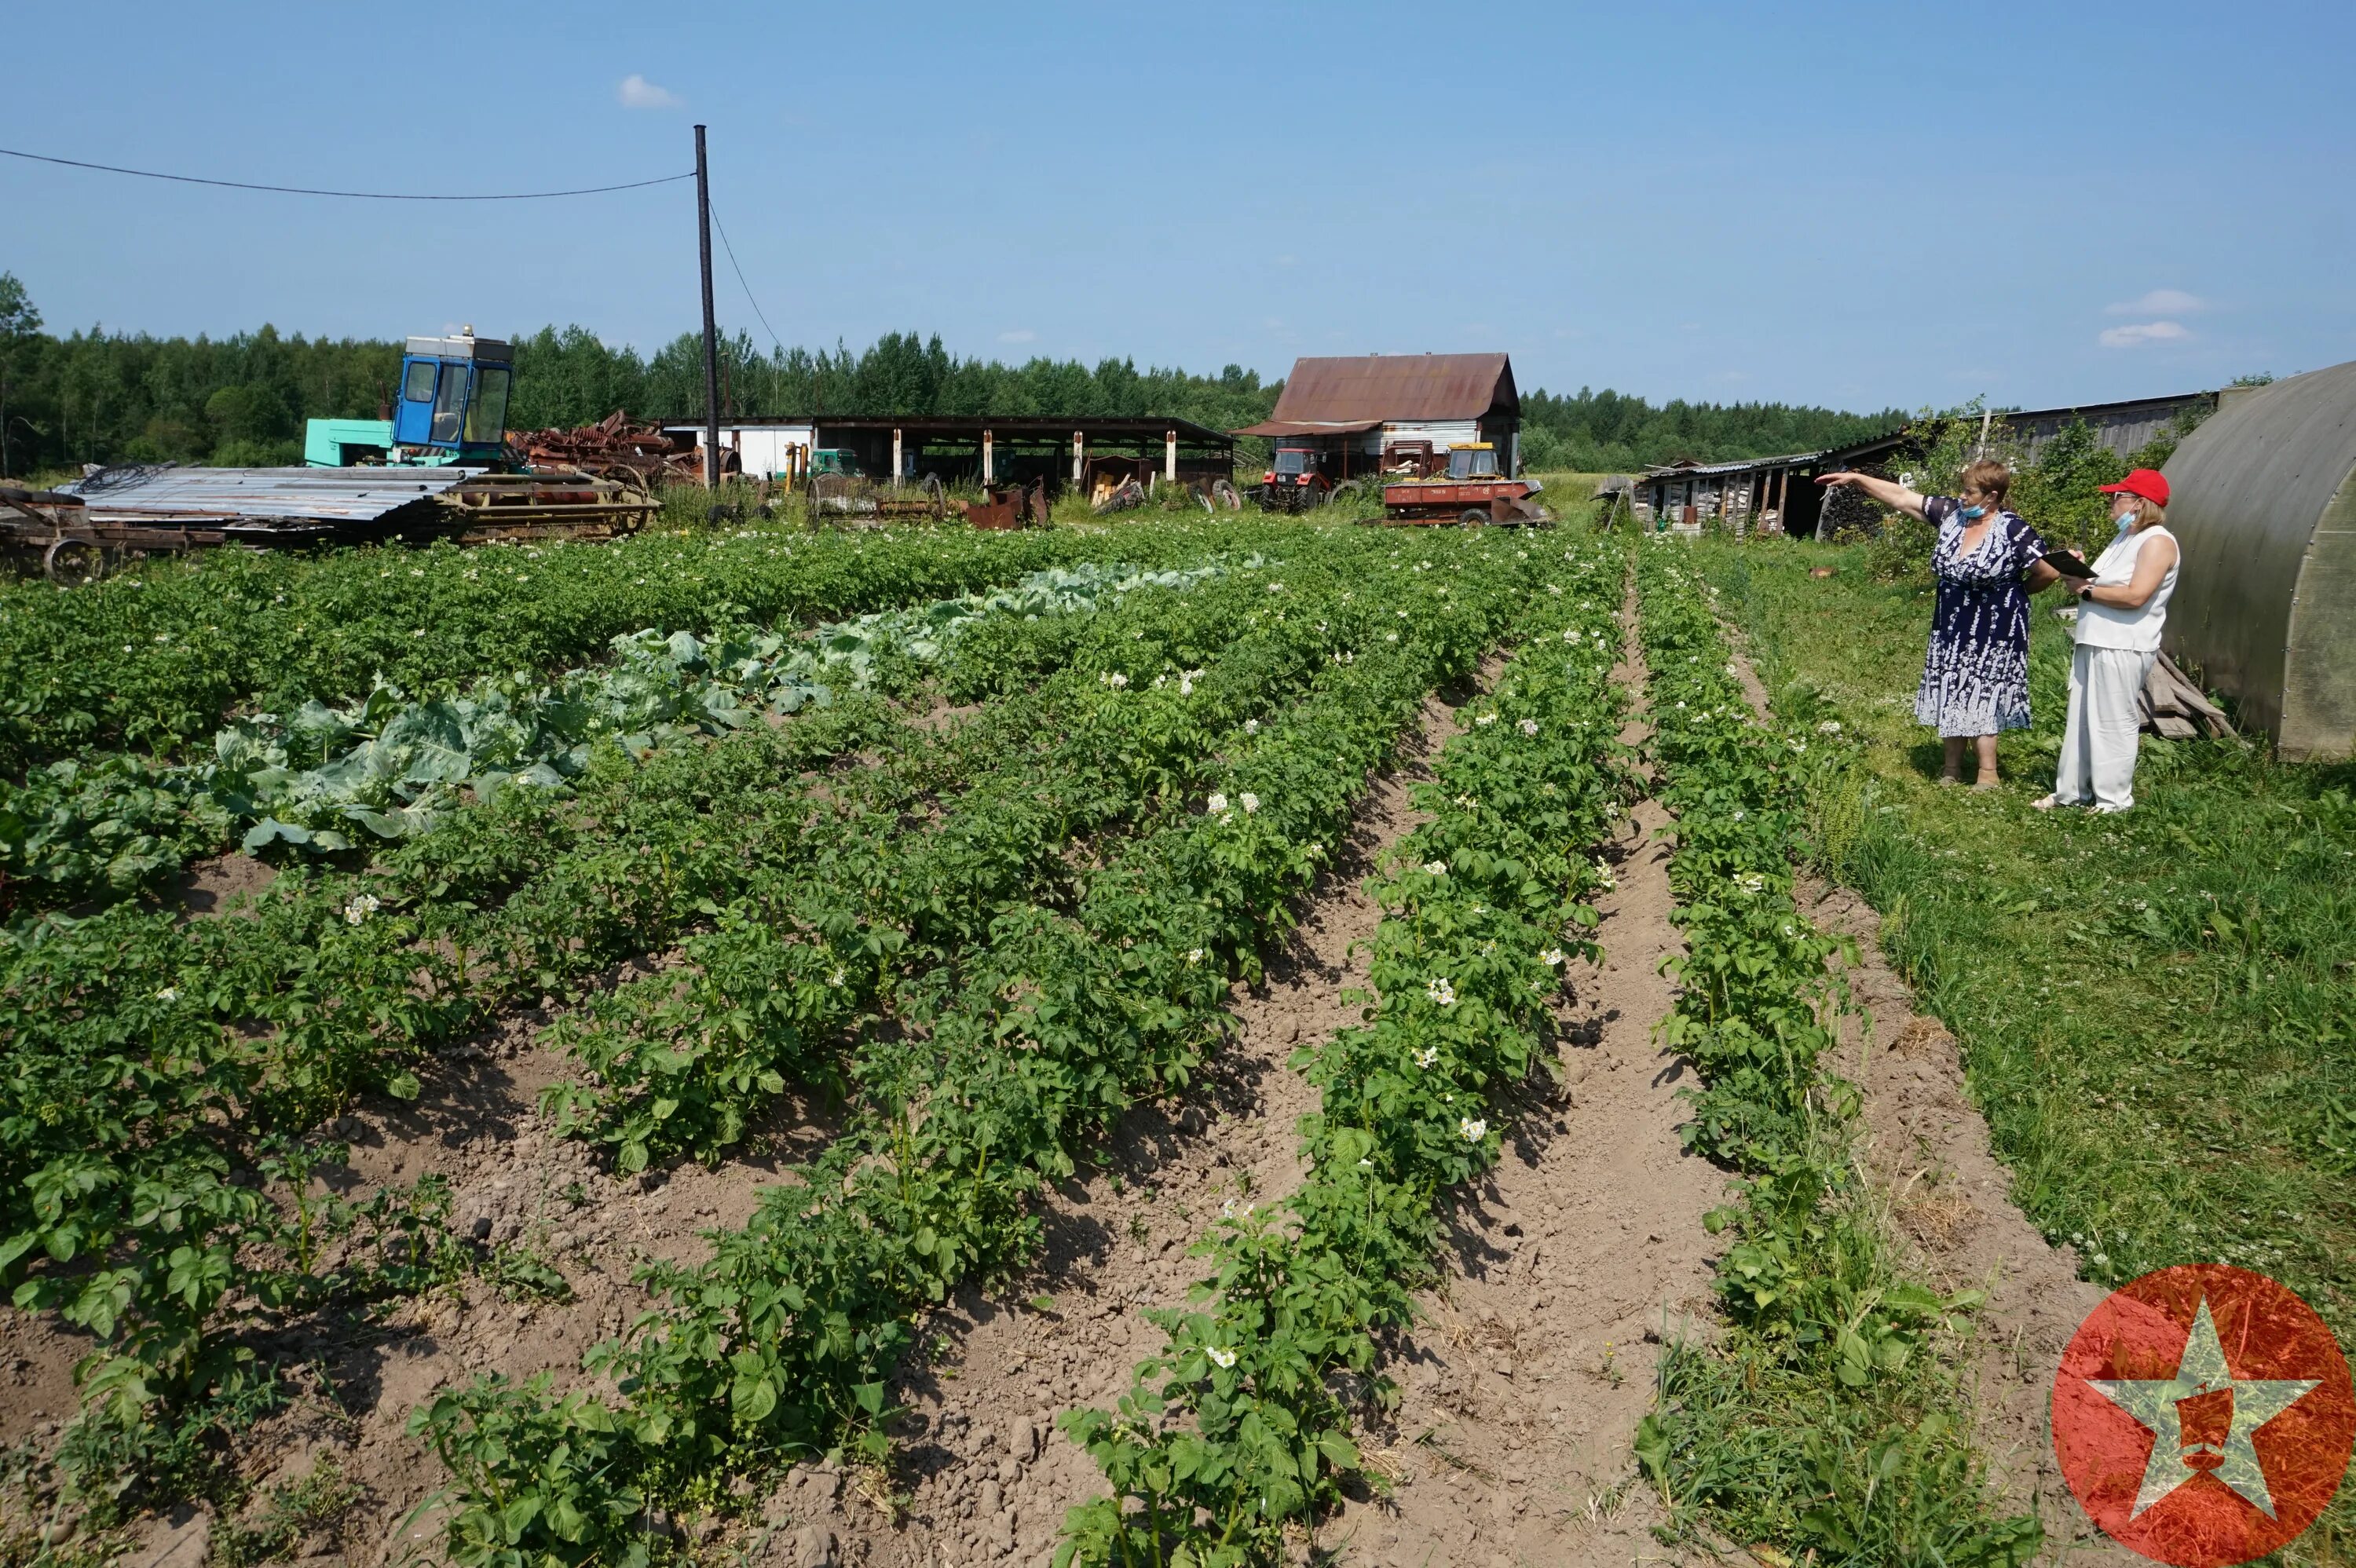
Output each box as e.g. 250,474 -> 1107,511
1518,385 -> 1904,473
0,269 -> 1897,479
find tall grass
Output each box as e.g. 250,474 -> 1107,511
1694,534 -> 2356,1566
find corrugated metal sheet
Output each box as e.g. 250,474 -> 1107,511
1642,450 -> 1824,479
1231,418 -> 1384,438
2162,359 -> 2356,760
61,466 -> 482,524
1255,354 -> 1514,427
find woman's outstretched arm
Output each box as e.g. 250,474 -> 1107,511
1816,470 -> 1930,519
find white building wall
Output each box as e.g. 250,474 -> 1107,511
664,424 -> 816,479
1381,418 -> 1481,451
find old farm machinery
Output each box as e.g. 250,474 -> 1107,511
1379,443 -> 1553,527
4,331 -> 657,580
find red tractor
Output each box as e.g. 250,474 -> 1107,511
1252,445 -> 1364,514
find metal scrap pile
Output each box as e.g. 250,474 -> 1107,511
510,411 -> 710,485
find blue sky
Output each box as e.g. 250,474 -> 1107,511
5,1 -> 2351,414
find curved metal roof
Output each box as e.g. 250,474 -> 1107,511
2164,360 -> 2356,759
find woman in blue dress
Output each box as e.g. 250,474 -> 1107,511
1818,460 -> 2069,787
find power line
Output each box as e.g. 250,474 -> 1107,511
707,198 -> 784,353
0,144 -> 693,200
706,198 -> 787,414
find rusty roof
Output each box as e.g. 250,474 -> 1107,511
1253,353 -> 1516,429
1229,418 -> 1384,438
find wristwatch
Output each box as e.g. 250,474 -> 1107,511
2076,584 -> 2094,601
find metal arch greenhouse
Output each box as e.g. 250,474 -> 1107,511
2164,358 -> 2356,762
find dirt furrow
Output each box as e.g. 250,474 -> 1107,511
1313,582 -> 1721,1568
1804,883 -> 2133,1563
806,677 -> 1488,1568
1711,614 -> 2131,1563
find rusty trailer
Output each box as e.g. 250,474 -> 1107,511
1377,477 -> 1555,527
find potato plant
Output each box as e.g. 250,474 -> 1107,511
1628,543 -> 2040,1566
0,518 -> 1272,776
406,533 -> 1544,1566
1057,539 -> 1632,1566
0,555 -> 1248,917
0,543 -> 1297,1500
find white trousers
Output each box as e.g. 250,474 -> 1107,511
2054,644 -> 2154,810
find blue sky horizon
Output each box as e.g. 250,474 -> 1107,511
5,1 -> 2350,416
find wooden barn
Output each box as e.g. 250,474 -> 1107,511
1233,353 -> 1522,479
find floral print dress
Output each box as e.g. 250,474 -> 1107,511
1914,496 -> 2050,737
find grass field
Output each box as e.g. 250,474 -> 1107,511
1692,535 -> 2356,1331
1692,533 -> 2356,1566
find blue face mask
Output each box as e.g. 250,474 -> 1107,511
2114,509 -> 2135,534
1959,503 -> 1988,521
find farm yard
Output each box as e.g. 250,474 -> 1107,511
0,492 -> 2045,1563
16,463 -> 2340,1567
2,8 -> 2353,1552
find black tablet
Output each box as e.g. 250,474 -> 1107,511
2040,550 -> 2096,579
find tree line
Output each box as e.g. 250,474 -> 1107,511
1518,384 -> 1905,474
0,269 -> 1898,479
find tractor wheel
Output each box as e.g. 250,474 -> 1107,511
1213,479 -> 1242,511
1458,509 -> 1488,528
42,538 -> 101,586
1331,481 -> 1363,503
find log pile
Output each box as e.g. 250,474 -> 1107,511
2142,652 -> 2236,740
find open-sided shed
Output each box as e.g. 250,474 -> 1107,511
2163,358 -> 2356,761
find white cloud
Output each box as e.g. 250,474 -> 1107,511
2108,288 -> 2204,316
617,74 -> 681,110
2098,320 -> 2192,349
997,329 -> 1036,345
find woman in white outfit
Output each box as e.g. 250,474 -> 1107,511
2036,468 -> 2180,813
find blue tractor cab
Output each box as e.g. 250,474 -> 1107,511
390,332 -> 513,461
306,329 -> 514,467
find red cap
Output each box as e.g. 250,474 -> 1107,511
2098,468 -> 2170,507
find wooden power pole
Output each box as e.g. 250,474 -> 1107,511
695,124 -> 720,490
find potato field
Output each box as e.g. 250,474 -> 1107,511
11,510 -> 2330,1568
2,517 -> 1680,1567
